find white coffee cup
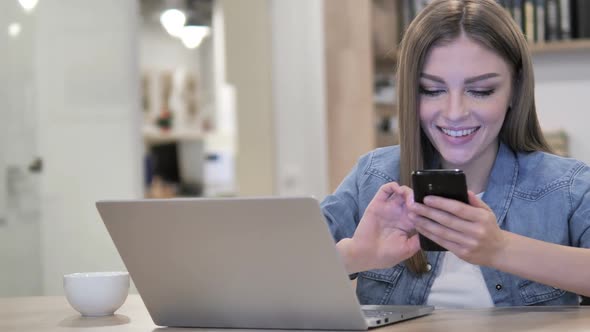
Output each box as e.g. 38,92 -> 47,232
63,271 -> 130,317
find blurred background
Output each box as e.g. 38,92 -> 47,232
0,0 -> 589,297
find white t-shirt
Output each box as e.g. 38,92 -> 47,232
426,252 -> 495,308
426,193 -> 495,309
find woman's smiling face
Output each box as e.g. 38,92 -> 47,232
419,33 -> 513,170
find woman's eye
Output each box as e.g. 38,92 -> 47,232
419,87 -> 445,97
468,89 -> 495,98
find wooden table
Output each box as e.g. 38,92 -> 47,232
2,295 -> 590,331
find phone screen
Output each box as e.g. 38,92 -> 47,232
411,169 -> 468,251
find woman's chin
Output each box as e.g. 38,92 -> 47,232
437,150 -> 475,169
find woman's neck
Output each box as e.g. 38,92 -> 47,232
441,141 -> 499,194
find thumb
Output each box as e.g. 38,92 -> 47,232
468,191 -> 492,211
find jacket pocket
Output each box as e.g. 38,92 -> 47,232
356,265 -> 404,305
519,279 -> 566,305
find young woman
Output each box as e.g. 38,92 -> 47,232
321,0 -> 590,307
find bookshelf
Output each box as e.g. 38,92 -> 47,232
530,39 -> 590,54
371,0 -> 401,147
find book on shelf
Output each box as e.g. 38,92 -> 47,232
512,0 -> 524,31
546,0 -> 560,40
536,0 -> 546,42
559,0 -> 572,39
524,0 -> 535,42
572,0 -> 590,38
493,0 -> 589,43
497,0 -> 514,16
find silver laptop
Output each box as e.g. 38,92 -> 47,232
96,197 -> 433,330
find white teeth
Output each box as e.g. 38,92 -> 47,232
440,127 -> 478,137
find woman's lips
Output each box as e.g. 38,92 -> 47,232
436,126 -> 481,144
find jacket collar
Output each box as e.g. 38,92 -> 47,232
483,142 -> 518,227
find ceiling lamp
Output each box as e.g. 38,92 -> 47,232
18,0 -> 38,13
181,25 -> 210,49
180,15 -> 210,49
8,23 -> 22,38
160,9 -> 186,38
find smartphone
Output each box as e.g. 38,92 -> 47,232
411,169 -> 468,251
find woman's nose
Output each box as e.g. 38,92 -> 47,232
442,91 -> 469,122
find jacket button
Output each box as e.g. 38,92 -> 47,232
426,263 -> 432,271
496,284 -> 502,290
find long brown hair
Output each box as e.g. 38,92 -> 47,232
396,0 -> 552,274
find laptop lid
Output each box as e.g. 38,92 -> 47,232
96,197 -> 431,329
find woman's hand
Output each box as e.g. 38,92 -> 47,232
408,191 -> 508,267
338,182 -> 421,274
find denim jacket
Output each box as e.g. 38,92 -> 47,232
320,142 -> 590,306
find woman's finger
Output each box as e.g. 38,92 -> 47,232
415,220 -> 463,251
374,182 -> 400,201
410,201 -> 477,235
413,214 -> 473,247
396,185 -> 415,207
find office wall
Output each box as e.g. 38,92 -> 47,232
222,0 -> 276,196
221,0 -> 330,198
533,51 -> 590,164
36,0 -> 142,294
0,1 -> 43,296
270,0 -> 329,198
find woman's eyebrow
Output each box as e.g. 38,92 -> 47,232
420,72 -> 500,84
464,73 -> 500,84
